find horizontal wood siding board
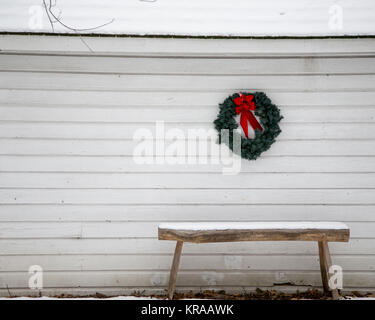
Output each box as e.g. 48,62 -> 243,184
0,122 -> 375,140
0,189 -> 374,205
1,55 -> 375,75
2,139 -> 375,156
0,238 -> 372,255
1,156 -> 375,173
0,204 -> 374,222
0,221 -> 366,239
0,91 -> 374,106
1,105 -> 375,123
1,255 -> 374,272
1,173 -> 375,189
1,37 -> 375,55
2,73 -> 375,91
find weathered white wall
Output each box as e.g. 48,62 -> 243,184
0,35 -> 374,296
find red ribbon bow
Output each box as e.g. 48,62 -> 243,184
234,93 -> 263,138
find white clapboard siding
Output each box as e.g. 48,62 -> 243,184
2,36 -> 375,55
2,72 -> 375,92
1,255 -> 375,272
0,189 -> 374,205
2,55 -> 375,74
1,139 -> 375,156
1,91 -> 374,106
2,56 -> 375,75
1,238 -> 373,255
1,173 -> 375,189
0,35 -> 374,296
0,204 -> 374,222
1,105 -> 375,123
1,156 -> 375,173
1,122 -> 375,140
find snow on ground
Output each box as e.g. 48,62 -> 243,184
0,296 -> 374,300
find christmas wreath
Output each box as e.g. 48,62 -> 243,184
214,92 -> 282,160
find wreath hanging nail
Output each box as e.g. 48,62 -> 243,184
214,92 -> 283,160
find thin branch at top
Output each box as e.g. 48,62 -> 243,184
42,0 -> 114,32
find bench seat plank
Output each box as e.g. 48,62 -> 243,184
158,222 -> 350,243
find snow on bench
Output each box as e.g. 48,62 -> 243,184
158,221 -> 349,230
158,221 -> 350,243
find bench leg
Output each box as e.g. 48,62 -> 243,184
168,241 -> 183,300
318,240 -> 340,300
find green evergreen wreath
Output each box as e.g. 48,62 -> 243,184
214,92 -> 283,160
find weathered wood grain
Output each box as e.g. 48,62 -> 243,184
159,227 -> 350,243
319,240 -> 340,299
168,241 -> 183,299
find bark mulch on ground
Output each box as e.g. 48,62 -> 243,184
134,289 -> 375,300
8,289 -> 375,300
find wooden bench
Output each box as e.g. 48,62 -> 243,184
158,222 -> 350,300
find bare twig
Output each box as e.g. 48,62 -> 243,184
42,0 -> 55,31
6,285 -> 12,298
78,36 -> 94,53
42,0 -> 114,32
42,0 -> 114,52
